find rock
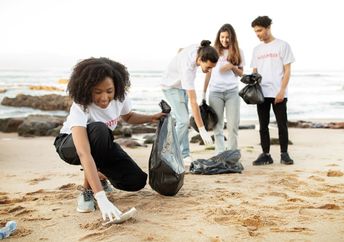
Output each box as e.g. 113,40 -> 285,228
29,85 -> 64,91
239,124 -> 255,129
143,134 -> 156,144
17,115 -> 65,137
0,118 -> 25,132
270,138 -> 293,145
287,120 -> 344,129
1,94 -> 72,111
190,134 -> 202,143
115,138 -> 147,148
0,88 -> 6,93
131,124 -> 157,134
327,122 -> 344,129
121,126 -> 132,137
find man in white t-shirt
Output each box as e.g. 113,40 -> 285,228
250,16 -> 295,166
161,40 -> 219,165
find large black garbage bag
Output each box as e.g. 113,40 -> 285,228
239,73 -> 264,104
148,100 -> 184,196
190,99 -> 218,132
190,150 -> 244,175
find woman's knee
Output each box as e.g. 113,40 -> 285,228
87,122 -> 110,137
110,172 -> 147,192
87,122 -> 113,148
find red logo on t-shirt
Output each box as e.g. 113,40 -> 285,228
257,52 -> 278,59
105,118 -> 119,127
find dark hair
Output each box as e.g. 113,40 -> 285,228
214,23 -> 242,66
67,57 -> 130,110
197,40 -> 219,63
251,16 -> 272,28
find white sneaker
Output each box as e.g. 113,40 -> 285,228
183,156 -> 193,166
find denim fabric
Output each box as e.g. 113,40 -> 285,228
209,88 -> 240,153
162,88 -> 190,158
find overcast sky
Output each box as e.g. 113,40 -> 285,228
0,0 -> 343,71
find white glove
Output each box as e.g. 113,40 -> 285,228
95,191 -> 122,222
198,126 -> 213,146
202,91 -> 206,101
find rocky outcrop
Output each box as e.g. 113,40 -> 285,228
29,85 -> 64,91
17,115 -> 65,137
1,94 -> 72,111
0,116 -> 158,142
0,118 -> 25,132
288,120 -> 344,129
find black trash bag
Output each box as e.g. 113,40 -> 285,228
189,150 -> 244,175
190,99 -> 218,132
239,73 -> 264,104
148,100 -> 184,196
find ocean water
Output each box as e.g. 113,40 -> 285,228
0,69 -> 343,121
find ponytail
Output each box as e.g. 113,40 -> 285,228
197,40 -> 219,63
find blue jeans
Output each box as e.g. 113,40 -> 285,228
162,88 -> 190,158
209,88 -> 240,153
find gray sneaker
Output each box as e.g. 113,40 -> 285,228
76,186 -> 96,213
101,179 -> 113,193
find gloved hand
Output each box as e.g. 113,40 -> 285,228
202,91 -> 206,101
94,191 -> 122,222
198,126 -> 213,146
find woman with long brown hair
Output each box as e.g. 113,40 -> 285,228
203,24 -> 245,154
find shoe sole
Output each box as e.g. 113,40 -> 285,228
103,207 -> 137,225
280,161 -> 294,165
76,207 -> 96,213
252,161 -> 273,166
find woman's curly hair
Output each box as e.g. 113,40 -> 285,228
67,57 -> 130,110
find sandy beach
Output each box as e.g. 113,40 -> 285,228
1,123 -> 344,242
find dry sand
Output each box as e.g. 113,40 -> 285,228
1,124 -> 344,241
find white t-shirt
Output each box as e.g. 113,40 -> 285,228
60,98 -> 132,134
161,44 -> 198,90
209,49 -> 245,92
250,39 -> 295,98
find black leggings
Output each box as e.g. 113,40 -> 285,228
257,98 -> 289,154
54,122 -> 147,191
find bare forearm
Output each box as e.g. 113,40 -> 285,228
187,90 -> 205,128
280,64 -> 291,91
220,64 -> 243,77
232,66 -> 244,77
80,155 -> 102,193
203,72 -> 211,93
124,112 -> 152,124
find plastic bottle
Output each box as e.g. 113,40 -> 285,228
0,221 -> 17,239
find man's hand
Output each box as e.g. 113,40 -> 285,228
198,126 -> 213,146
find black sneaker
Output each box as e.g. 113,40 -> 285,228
252,153 -> 274,166
280,152 -> 294,165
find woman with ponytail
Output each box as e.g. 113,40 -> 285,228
161,40 -> 219,166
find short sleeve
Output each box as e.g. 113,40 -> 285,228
281,42 -> 295,65
180,50 -> 197,90
68,103 -> 88,129
120,97 -> 132,115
